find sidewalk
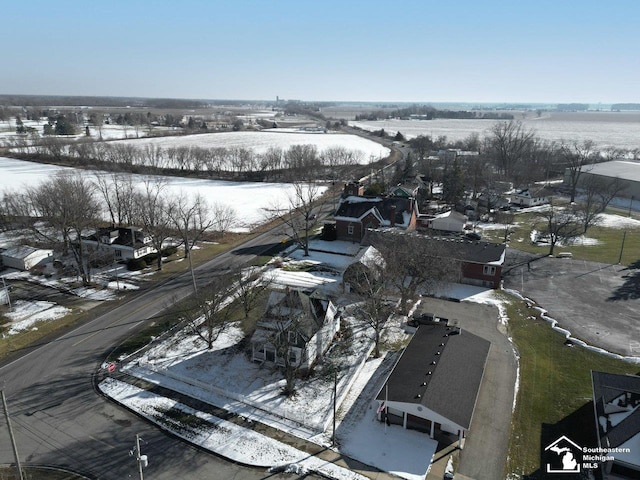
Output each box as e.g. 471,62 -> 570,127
102,371 -> 403,480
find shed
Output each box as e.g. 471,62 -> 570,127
1,246 -> 54,271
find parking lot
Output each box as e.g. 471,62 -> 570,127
503,254 -> 640,356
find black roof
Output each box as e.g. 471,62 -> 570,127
367,230 -> 506,265
377,322 -> 490,429
336,196 -> 413,226
592,371 -> 640,448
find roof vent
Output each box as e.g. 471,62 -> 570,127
427,371 -> 432,375
431,361 -> 436,365
436,351 -> 441,355
421,382 -> 427,386
415,394 -> 421,399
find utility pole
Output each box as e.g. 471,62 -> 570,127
131,433 -> 148,480
1,390 -> 24,480
2,278 -> 11,310
618,230 -> 627,264
332,367 -> 337,446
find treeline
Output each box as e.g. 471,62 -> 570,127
0,95 -> 208,109
9,139 -> 367,182
355,105 -> 514,121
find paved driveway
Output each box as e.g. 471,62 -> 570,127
416,298 -> 517,480
503,255 -> 640,356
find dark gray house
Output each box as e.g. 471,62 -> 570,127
375,322 -> 490,445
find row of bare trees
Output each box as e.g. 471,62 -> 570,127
0,172 -> 237,284
9,138 -> 365,182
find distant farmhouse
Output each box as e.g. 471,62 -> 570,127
591,370 -> 640,478
566,160 -> 640,201
510,186 -> 552,208
376,322 -> 490,445
82,226 -> 155,261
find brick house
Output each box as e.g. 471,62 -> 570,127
334,196 -> 418,242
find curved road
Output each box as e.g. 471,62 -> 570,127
0,221 -> 326,480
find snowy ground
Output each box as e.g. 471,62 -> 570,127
0,261 -> 150,335
111,130 -> 390,162
0,119 -> 172,143
105,245 -> 510,480
0,156 -> 327,232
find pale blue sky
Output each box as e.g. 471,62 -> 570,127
2,0 -> 638,103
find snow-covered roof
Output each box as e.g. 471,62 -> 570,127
1,245 -> 52,260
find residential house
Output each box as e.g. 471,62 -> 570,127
375,321 -> 490,444
334,196 -> 418,242
510,186 -> 552,207
591,371 -> 640,478
417,210 -> 468,233
82,226 -> 155,261
1,246 -> 53,271
251,288 -> 339,370
366,230 -> 506,289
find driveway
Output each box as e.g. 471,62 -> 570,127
503,255 -> 640,356
416,298 -> 517,480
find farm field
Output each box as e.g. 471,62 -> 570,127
111,129 -> 390,161
351,111 -> 640,150
0,156 -> 327,232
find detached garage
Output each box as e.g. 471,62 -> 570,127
1,246 -> 54,271
376,322 -> 490,446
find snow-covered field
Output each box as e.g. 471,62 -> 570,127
0,156 -> 327,232
111,130 -> 390,161
350,115 -> 640,150
0,118 -> 172,142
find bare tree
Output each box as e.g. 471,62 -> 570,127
371,231 -> 459,315
486,120 -> 536,179
185,273 -> 237,350
575,176 -> 627,233
27,173 -> 101,284
210,202 -> 237,237
170,192 -> 214,259
270,182 -> 325,257
135,181 -> 174,270
561,140 -> 597,203
93,173 -> 137,227
535,201 -> 582,255
352,257 -> 389,358
235,267 -> 273,320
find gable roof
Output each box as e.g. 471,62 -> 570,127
592,371 -> 640,449
336,195 -> 414,227
366,230 -> 506,266
377,322 -> 490,429
258,288 -> 329,340
1,245 -> 52,260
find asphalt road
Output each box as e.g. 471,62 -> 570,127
0,222 -> 326,480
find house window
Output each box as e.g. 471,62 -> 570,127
288,331 -> 297,344
347,224 -> 354,235
288,349 -> 298,365
483,265 -> 496,276
115,250 -> 122,258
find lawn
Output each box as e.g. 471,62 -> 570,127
503,293 -> 639,478
481,210 -> 640,267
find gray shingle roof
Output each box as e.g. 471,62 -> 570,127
377,322 -> 491,429
592,371 -> 640,449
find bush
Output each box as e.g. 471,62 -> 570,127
142,252 -> 158,265
162,246 -> 178,257
127,258 -> 146,271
